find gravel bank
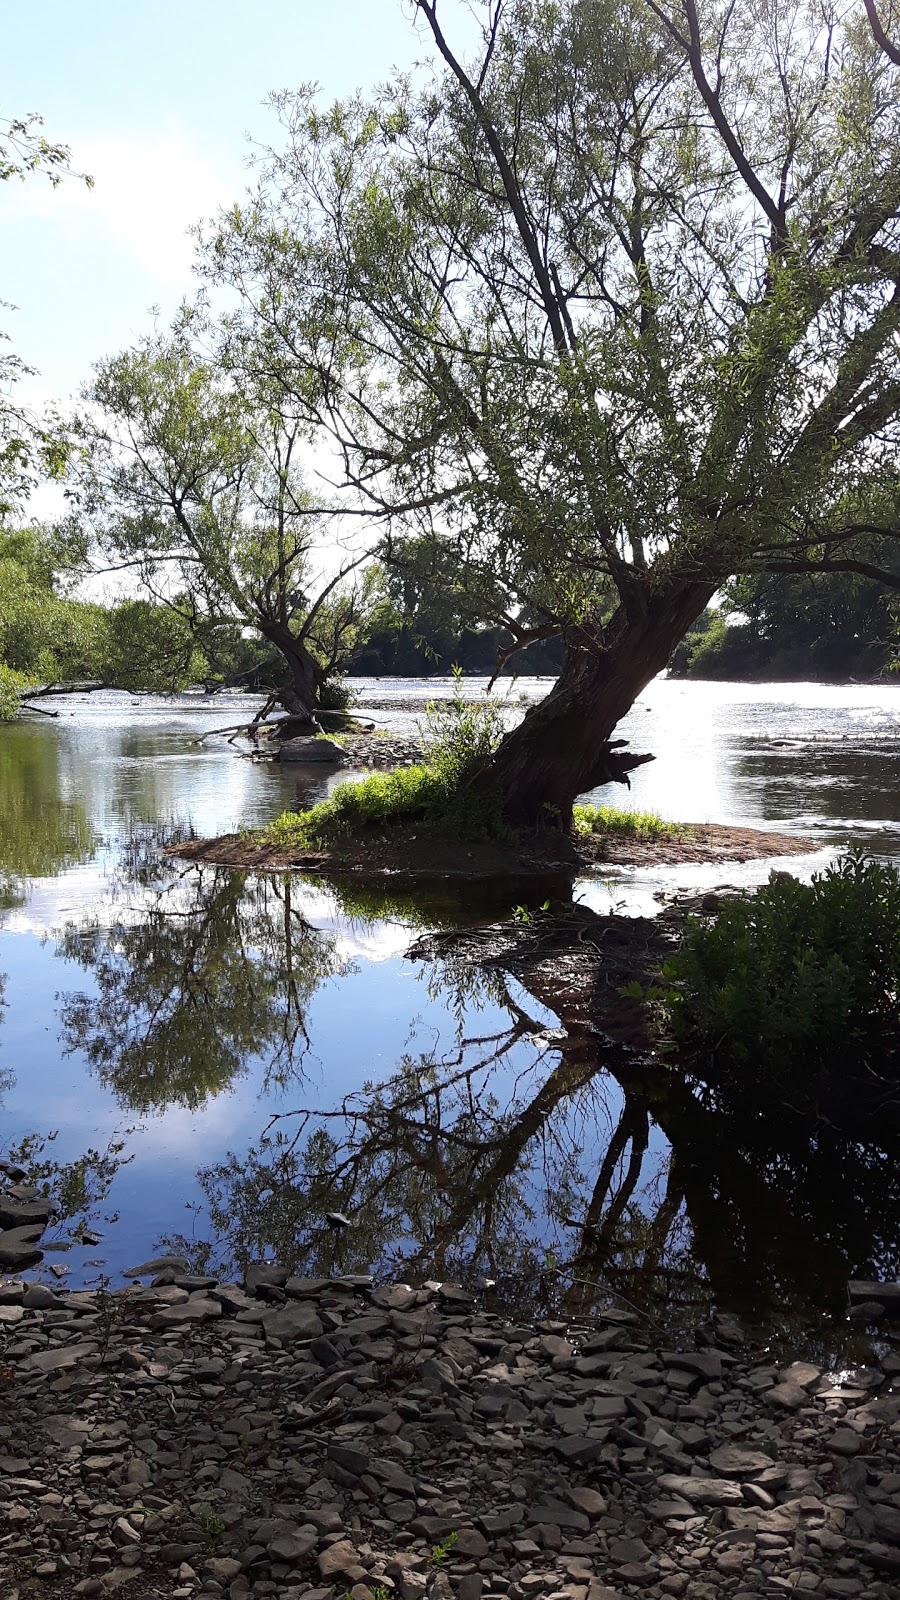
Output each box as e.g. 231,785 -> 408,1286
2,1268 -> 899,1600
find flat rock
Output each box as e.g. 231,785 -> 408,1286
848,1279 -> 900,1307
245,1263 -> 289,1295
553,1434 -> 611,1465
21,1341 -> 99,1373
122,1254 -> 190,1278
656,1474 -> 744,1505
267,1524 -> 318,1562
780,1361 -> 821,1389
769,1381 -> 808,1411
0,1197 -> 54,1230
709,1445 -> 775,1478
318,1540 -> 366,1581
278,737 -> 347,764
0,1225 -> 45,1270
262,1301 -> 324,1341
661,1350 -> 724,1381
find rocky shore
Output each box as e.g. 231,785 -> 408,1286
2,1266 -> 899,1600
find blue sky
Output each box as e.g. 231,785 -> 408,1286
2,1 -> 477,409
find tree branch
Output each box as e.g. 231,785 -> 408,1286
863,0 -> 900,66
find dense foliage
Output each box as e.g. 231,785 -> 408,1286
0,526 -> 104,718
0,525 -> 228,718
669,851 -> 900,1126
672,562 -> 900,681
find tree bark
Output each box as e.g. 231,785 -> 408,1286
259,621 -> 322,728
482,582 -> 716,827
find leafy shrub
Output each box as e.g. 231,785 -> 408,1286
669,849 -> 900,1118
318,676 -> 352,712
421,665 -> 506,790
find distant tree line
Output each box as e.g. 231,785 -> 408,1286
672,555 -> 900,682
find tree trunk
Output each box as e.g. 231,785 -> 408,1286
259,622 -> 322,729
483,582 -> 715,827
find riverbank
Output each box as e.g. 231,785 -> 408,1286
168,821 -> 814,881
1,1270 -> 898,1600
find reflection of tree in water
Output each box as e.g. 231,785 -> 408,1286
163,963 -> 689,1322
161,944 -> 900,1350
57,867 -> 344,1112
0,725 -> 96,907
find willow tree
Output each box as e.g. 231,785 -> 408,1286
83,328 -> 377,727
198,0 -> 900,821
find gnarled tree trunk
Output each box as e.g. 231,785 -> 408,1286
483,582 -> 716,827
259,621 -> 322,729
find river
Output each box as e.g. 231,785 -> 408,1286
1,676 -> 898,1354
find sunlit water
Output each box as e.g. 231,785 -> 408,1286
1,678 -> 898,1351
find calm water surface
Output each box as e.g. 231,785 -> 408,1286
1,678 -> 899,1351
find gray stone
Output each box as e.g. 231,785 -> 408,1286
278,737 -> 346,764
553,1434 -> 611,1465
122,1254 -> 190,1278
569,1487 -> 607,1517
709,1445 -> 775,1477
22,1283 -> 62,1309
328,1443 -> 370,1476
0,1196 -> 54,1230
873,1504 -> 900,1544
656,1474 -> 744,1505
318,1540 -> 366,1581
205,1558 -> 242,1582
262,1301 -> 324,1341
21,1341 -> 99,1373
0,1224 -> 44,1270
661,1350 -> 724,1381
267,1525 -> 318,1562
780,1361 -> 821,1388
848,1278 -> 900,1307
769,1382 -> 808,1411
245,1262 -> 289,1295
153,1293 -> 222,1324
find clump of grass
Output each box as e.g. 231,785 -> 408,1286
264,667 -> 507,850
573,804 -> 684,838
266,763 -> 451,848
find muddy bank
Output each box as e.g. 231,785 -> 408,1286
2,1268 -> 899,1600
168,822 -> 814,881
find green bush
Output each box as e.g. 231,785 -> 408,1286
669,849 -> 900,1116
318,676 -> 352,712
421,666 -> 506,790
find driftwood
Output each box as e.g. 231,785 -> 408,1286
24,680 -> 106,698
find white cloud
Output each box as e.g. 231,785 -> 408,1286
8,122 -> 235,286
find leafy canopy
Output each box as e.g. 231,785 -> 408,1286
197,0 -> 900,653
